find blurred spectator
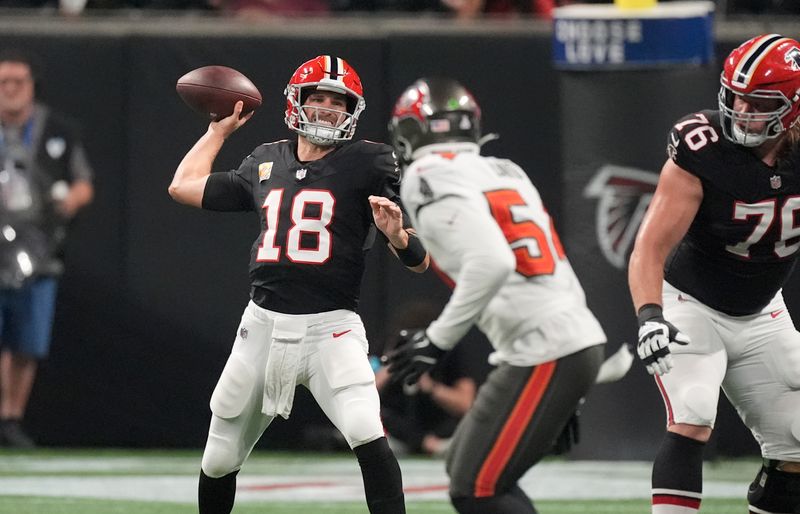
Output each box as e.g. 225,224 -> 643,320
0,0 -> 51,6
726,0 -> 799,13
214,0 -> 328,17
0,50 -> 94,448
442,0 -> 554,18
332,0 -> 553,18
84,0 -> 215,9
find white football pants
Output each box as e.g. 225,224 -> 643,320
201,301 -> 383,478
658,282 -> 800,462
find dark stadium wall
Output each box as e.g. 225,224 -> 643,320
0,31 -> 766,458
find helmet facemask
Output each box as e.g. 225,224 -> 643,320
718,84 -> 792,147
285,81 -> 365,147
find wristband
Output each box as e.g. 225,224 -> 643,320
637,303 -> 663,324
393,234 -> 426,267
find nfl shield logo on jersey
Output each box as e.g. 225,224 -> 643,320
258,162 -> 273,182
770,175 -> 782,189
296,168 -> 307,180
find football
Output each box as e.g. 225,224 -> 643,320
176,65 -> 262,121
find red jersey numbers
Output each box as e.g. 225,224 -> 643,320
726,197 -> 800,259
674,113 -> 719,151
484,189 -> 566,277
256,189 -> 335,264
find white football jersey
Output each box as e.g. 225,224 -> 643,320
401,143 -> 605,366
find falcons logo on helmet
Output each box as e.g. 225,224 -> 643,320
785,47 -> 800,71
583,165 -> 658,269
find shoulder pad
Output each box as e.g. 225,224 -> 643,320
252,140 -> 292,159
667,110 -> 728,179
342,141 -> 399,183
344,139 -> 393,154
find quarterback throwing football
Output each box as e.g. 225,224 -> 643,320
169,55 -> 428,514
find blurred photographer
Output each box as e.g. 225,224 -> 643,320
0,50 -> 94,448
377,328 -> 492,456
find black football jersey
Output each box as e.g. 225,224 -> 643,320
203,139 -> 400,314
664,109 -> 800,316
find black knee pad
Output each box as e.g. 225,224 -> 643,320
747,464 -> 800,514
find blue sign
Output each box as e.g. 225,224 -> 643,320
553,2 -> 714,70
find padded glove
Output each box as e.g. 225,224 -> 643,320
383,329 -> 445,385
637,304 -> 690,376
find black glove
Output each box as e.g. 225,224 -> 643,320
637,304 -> 690,376
383,329 -> 446,385
551,398 -> 584,455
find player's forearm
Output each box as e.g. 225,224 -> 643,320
169,129 -> 224,206
628,245 -> 666,311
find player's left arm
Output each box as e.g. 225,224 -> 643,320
423,197 -> 516,349
369,143 -> 429,272
369,194 -> 429,273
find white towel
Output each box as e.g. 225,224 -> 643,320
262,316 -> 307,419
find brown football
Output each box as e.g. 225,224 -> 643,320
176,66 -> 262,121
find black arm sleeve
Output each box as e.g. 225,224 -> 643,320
201,155 -> 255,212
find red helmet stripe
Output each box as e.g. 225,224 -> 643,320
733,34 -> 787,88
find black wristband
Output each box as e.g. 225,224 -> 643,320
393,234 -> 426,267
637,303 -> 663,325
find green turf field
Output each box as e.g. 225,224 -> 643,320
0,496 -> 749,513
0,449 -> 757,513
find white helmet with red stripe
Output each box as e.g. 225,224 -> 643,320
719,34 -> 800,147
284,55 -> 366,146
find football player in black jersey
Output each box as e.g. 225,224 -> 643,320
629,35 -> 800,514
169,55 -> 428,514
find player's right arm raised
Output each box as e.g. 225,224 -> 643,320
169,100 -> 252,207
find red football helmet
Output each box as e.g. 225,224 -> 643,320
719,34 -> 800,147
284,55 -> 365,146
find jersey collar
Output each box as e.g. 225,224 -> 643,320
412,142 -> 480,161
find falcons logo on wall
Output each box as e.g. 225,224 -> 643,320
583,165 -> 658,269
